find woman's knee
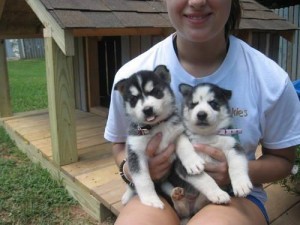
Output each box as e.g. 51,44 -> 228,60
115,196 -> 180,225
187,198 -> 267,225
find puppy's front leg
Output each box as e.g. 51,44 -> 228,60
183,172 -> 231,204
128,150 -> 164,209
226,149 -> 253,197
176,134 -> 205,175
222,141 -> 253,197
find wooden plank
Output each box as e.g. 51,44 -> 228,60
22,127 -> 51,141
270,202 -> 300,225
92,180 -> 125,210
0,0 -> 5,19
72,28 -> 170,37
0,109 -> 48,122
31,137 -> 52,157
243,10 -> 282,20
26,0 -> 74,56
130,36 -> 141,59
78,143 -> 112,160
111,201 -> 123,216
265,183 -> 300,222
75,164 -> 119,190
77,126 -> 103,140
77,135 -> 107,151
89,106 -> 109,118
141,36 -> 151,53
44,35 -> 78,166
61,169 -> 102,221
76,115 -> 106,130
0,39 -> 12,117
292,5 -> 299,80
62,152 -> 114,178
5,113 -> 49,127
73,38 -> 87,111
286,6 -> 294,76
85,37 -> 100,109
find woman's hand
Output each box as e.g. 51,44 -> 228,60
194,144 -> 230,186
146,133 -> 175,181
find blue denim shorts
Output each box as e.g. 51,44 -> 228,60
246,195 -> 270,224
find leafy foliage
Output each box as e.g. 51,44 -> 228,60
277,145 -> 300,195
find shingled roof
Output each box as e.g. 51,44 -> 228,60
0,0 -> 298,39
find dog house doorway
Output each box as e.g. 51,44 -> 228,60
98,36 -> 121,107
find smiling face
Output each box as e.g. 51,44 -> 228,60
165,0 -> 232,43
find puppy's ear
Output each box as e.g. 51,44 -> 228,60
114,79 -> 127,96
221,88 -> 232,100
179,83 -> 193,98
154,65 -> 171,83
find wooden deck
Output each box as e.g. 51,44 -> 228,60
0,109 -> 299,224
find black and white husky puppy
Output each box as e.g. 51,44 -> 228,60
114,65 -> 184,209
169,83 -> 253,221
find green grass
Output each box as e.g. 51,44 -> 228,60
0,59 -> 102,224
0,128 -> 77,224
7,59 -> 48,112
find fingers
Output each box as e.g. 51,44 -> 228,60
194,144 -> 227,162
146,133 -> 162,157
148,142 -> 175,181
193,144 -> 230,186
152,143 -> 175,164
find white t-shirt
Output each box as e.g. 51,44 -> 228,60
104,34 -> 300,203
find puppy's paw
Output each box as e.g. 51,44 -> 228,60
140,195 -> 164,209
182,156 -> 205,175
206,189 -> 231,204
171,187 -> 185,201
232,178 -> 253,197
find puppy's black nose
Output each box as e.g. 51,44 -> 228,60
197,111 -> 207,121
143,107 -> 153,116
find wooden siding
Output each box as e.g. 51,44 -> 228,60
85,34 -> 165,112
0,39 -> 12,117
275,5 -> 300,81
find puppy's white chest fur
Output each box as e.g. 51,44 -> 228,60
189,133 -> 236,162
128,120 -> 183,155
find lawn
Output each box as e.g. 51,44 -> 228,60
7,59 -> 48,112
0,59 -> 115,225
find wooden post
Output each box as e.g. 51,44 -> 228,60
44,34 -> 78,166
85,37 -> 100,110
0,39 -> 12,117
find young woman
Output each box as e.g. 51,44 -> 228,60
104,0 -> 300,224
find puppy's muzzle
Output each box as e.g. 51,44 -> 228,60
143,106 -> 154,117
197,111 -> 208,121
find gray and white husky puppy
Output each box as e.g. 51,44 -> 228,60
114,65 -> 184,209
168,83 -> 253,222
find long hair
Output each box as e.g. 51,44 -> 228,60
225,0 -> 242,38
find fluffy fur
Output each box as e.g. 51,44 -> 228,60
169,83 -> 253,222
114,65 -> 184,209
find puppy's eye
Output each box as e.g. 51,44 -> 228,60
208,100 -> 219,110
129,95 -> 138,106
150,87 -> 163,98
189,102 -> 198,109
